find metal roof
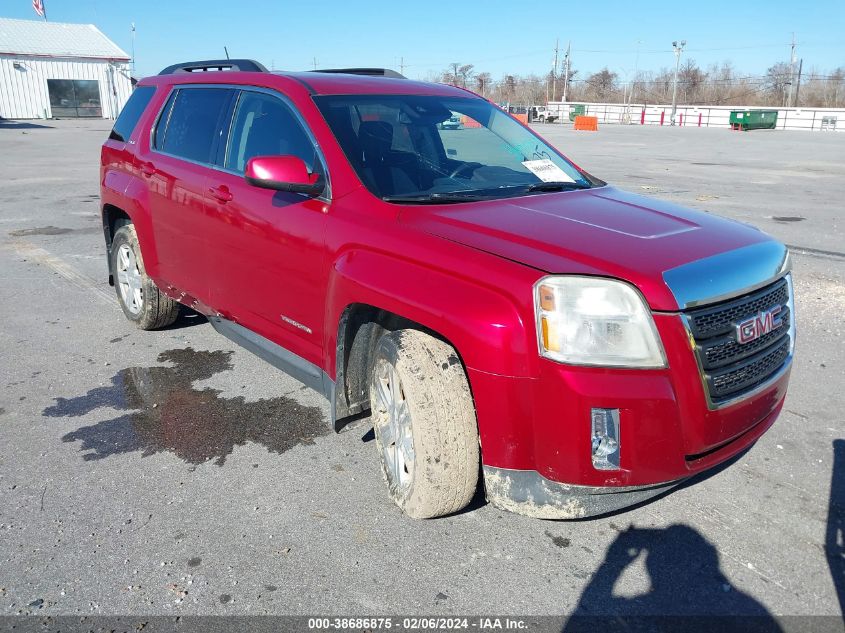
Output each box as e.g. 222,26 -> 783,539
0,17 -> 129,60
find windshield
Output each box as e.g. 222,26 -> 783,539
314,94 -> 596,202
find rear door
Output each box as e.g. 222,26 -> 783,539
204,88 -> 330,366
143,86 -> 236,306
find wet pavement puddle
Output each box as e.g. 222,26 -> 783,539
43,348 -> 328,465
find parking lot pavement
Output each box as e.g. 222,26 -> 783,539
0,119 -> 843,619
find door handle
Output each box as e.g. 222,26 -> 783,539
208,185 -> 234,203
140,162 -> 156,177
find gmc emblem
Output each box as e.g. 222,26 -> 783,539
736,305 -> 784,344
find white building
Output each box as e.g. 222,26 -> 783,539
0,17 -> 132,120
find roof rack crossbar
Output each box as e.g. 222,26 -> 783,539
158,59 -> 268,75
311,68 -> 406,79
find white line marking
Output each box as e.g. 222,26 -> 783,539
7,240 -> 116,306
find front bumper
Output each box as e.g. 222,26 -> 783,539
467,313 -> 789,518
483,466 -> 681,519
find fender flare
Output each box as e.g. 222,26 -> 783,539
324,248 -> 535,380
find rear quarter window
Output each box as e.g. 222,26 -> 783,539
109,86 -> 156,142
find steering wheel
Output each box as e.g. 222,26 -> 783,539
448,162 -> 482,179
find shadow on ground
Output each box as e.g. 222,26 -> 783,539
828,440 -> 845,616
168,306 -> 208,330
563,524 -> 782,633
0,119 -> 52,129
43,347 -> 327,465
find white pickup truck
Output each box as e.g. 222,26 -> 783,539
531,106 -> 558,123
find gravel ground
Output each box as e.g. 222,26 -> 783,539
0,118 -> 843,624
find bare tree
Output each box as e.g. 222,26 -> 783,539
425,57 -> 845,108
678,59 -> 706,104
441,63 -> 474,88
584,68 -> 617,102
475,72 -> 492,96
765,62 -> 793,106
458,64 -> 474,88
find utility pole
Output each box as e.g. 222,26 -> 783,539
787,33 -> 797,107
670,40 -> 686,126
551,39 -> 559,102
562,41 -> 571,102
399,57 -> 405,75
795,58 -> 803,107
313,57 -> 318,70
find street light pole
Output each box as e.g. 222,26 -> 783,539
670,40 -> 685,126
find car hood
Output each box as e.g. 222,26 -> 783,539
399,186 -> 778,311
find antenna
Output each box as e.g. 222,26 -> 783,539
224,46 -> 230,60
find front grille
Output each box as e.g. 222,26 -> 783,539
708,338 -> 790,399
700,306 -> 790,369
687,279 -> 789,340
686,277 -> 792,405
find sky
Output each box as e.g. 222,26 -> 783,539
2,0 -> 843,81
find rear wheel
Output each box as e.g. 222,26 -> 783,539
369,329 -> 479,518
111,225 -> 179,330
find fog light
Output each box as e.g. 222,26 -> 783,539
591,408 -> 621,470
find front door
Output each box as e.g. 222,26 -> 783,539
204,89 -> 330,367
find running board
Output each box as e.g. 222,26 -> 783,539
208,315 -> 336,407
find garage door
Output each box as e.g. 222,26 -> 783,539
47,79 -> 102,118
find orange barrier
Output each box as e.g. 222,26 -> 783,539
573,115 -> 598,131
514,113 -> 529,124
460,115 -> 482,128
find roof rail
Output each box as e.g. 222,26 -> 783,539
158,59 -> 267,75
311,68 -> 406,79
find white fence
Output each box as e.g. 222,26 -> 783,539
546,101 -> 845,132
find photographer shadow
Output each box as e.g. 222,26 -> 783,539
828,440 -> 845,616
564,524 -> 782,633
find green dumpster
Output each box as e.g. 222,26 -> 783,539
729,109 -> 778,131
569,104 -> 586,122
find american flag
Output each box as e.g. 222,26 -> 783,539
33,0 -> 46,18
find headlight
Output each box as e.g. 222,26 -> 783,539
534,276 -> 667,368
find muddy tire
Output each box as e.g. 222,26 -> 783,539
111,224 -> 179,330
369,329 -> 479,518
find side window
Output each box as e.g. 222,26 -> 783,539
109,86 -> 155,142
157,88 -> 233,164
224,92 -> 317,173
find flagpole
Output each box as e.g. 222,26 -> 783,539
43,0 -> 48,21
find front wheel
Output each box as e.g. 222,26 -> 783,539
369,330 -> 480,518
111,224 -> 180,330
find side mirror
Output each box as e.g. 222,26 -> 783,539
244,155 -> 324,196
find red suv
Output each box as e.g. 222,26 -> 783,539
101,59 -> 794,519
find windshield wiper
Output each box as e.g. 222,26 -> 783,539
382,192 -> 492,204
524,181 -> 592,192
